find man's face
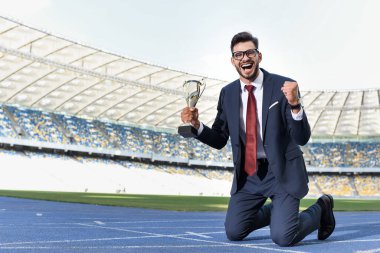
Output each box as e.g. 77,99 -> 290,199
231,41 -> 262,82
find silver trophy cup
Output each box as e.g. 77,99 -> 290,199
178,79 -> 206,138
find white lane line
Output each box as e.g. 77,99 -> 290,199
185,232 -> 213,238
119,226 -> 225,229
0,244 -> 246,250
171,236 -> 307,253
288,238 -> 380,246
341,221 -> 380,226
356,248 -> 380,253
109,219 -> 222,224
76,223 -> 307,253
34,218 -> 222,225
8,218 -> 380,228
0,225 -> 227,230
0,244 -> 307,253
0,224 -> 303,253
228,238 -> 380,247
0,233 -> 200,246
0,222 -> 301,253
0,244 -> 231,249
0,231 -> 225,246
5,223 -> 296,253
77,218 -> 223,220
0,235 -> 166,246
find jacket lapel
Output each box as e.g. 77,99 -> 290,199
230,80 -> 241,145
261,68 -> 274,141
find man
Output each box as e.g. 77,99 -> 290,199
181,31 -> 335,246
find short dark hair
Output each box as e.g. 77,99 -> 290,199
230,32 -> 259,52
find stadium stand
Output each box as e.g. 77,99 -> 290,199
354,175 -> 380,196
302,142 -> 380,168
0,106 -> 19,138
0,103 -> 379,197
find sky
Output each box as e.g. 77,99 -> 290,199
1,0 -> 380,91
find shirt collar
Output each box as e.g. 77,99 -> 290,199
240,69 -> 264,92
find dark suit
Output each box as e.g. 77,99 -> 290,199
196,68 -> 321,246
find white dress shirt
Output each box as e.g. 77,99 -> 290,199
241,69 -> 266,158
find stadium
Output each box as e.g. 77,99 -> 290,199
0,14 -> 380,253
0,15 -> 379,197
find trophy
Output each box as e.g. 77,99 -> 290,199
178,79 -> 206,138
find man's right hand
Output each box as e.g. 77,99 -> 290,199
181,107 -> 200,129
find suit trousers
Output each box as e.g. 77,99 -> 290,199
225,162 -> 322,246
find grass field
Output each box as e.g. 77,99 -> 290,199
0,189 -> 379,212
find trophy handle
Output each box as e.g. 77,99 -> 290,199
198,78 -> 206,98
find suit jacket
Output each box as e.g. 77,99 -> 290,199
197,68 -> 311,199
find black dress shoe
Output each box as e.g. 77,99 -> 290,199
317,194 -> 335,240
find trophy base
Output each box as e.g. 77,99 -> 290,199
178,125 -> 198,138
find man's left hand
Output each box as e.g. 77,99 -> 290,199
281,81 -> 299,105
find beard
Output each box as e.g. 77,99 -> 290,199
235,63 -> 259,82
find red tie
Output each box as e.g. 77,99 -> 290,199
244,85 -> 257,176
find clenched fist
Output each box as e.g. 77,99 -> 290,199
281,81 -> 300,106
181,107 -> 200,129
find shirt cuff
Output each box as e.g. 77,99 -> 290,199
291,107 -> 304,121
197,122 -> 204,136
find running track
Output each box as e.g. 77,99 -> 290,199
1,197 -> 380,253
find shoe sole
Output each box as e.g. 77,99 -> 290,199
326,194 -> 334,209
319,194 -> 336,240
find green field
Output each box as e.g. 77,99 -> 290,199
0,190 -> 379,212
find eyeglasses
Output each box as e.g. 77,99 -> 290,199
232,49 -> 259,60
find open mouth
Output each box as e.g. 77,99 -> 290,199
241,63 -> 254,73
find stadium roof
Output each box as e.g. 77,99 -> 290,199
0,16 -> 379,137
